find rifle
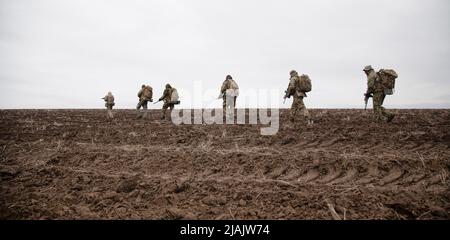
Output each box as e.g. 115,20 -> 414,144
283,90 -> 290,104
153,99 -> 162,104
364,93 -> 373,110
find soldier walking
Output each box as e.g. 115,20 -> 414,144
220,75 -> 239,111
136,84 -> 153,119
363,65 -> 396,122
102,91 -> 115,120
158,84 -> 178,120
284,70 -> 312,125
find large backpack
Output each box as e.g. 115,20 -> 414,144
377,69 -> 397,95
298,74 -> 312,93
104,95 -> 115,107
170,88 -> 180,105
229,79 -> 239,90
143,86 -> 153,99
227,80 -> 240,97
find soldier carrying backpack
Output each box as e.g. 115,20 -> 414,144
284,70 -> 312,125
136,84 -> 153,119
102,91 -> 115,120
363,65 -> 397,122
220,75 -> 239,111
157,84 -> 180,120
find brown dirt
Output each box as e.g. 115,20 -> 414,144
0,109 -> 449,220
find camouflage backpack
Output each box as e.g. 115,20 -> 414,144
104,95 -> 115,107
227,80 -> 240,97
298,74 -> 312,93
377,69 -> 398,95
143,86 -> 153,99
170,88 -> 180,105
229,79 -> 239,90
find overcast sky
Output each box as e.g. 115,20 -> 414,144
1,0 -> 449,109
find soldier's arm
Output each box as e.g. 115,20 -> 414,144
137,89 -> 143,98
366,78 -> 375,95
159,89 -> 168,101
287,77 -> 297,96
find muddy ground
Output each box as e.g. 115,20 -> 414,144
0,109 -> 449,220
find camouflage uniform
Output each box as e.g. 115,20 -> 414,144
364,65 -> 395,122
136,85 -> 153,118
220,75 -> 237,110
102,92 -> 115,119
159,84 -> 175,120
287,70 -> 310,123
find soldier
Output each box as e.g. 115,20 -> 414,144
158,84 -> 176,120
136,84 -> 153,119
220,75 -> 239,111
102,91 -> 115,120
285,70 -> 312,124
363,65 -> 395,122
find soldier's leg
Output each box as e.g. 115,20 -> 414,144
290,97 -> 300,122
142,101 -> 148,118
226,95 -> 234,111
169,104 -> 175,120
298,97 -> 311,124
136,101 -> 142,110
379,94 -> 395,122
161,103 -> 169,120
222,96 -> 227,111
233,96 -> 237,118
143,101 -> 148,110
298,97 -> 309,118
107,106 -> 113,119
224,95 -> 234,122
136,100 -> 143,118
372,93 -> 385,122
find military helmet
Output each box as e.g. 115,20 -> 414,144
290,70 -> 298,75
165,84 -> 172,88
141,84 -> 145,88
226,75 -> 232,80
363,65 -> 374,71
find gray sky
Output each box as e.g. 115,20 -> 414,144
1,0 -> 449,109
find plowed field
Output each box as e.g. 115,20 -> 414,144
0,109 -> 449,219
